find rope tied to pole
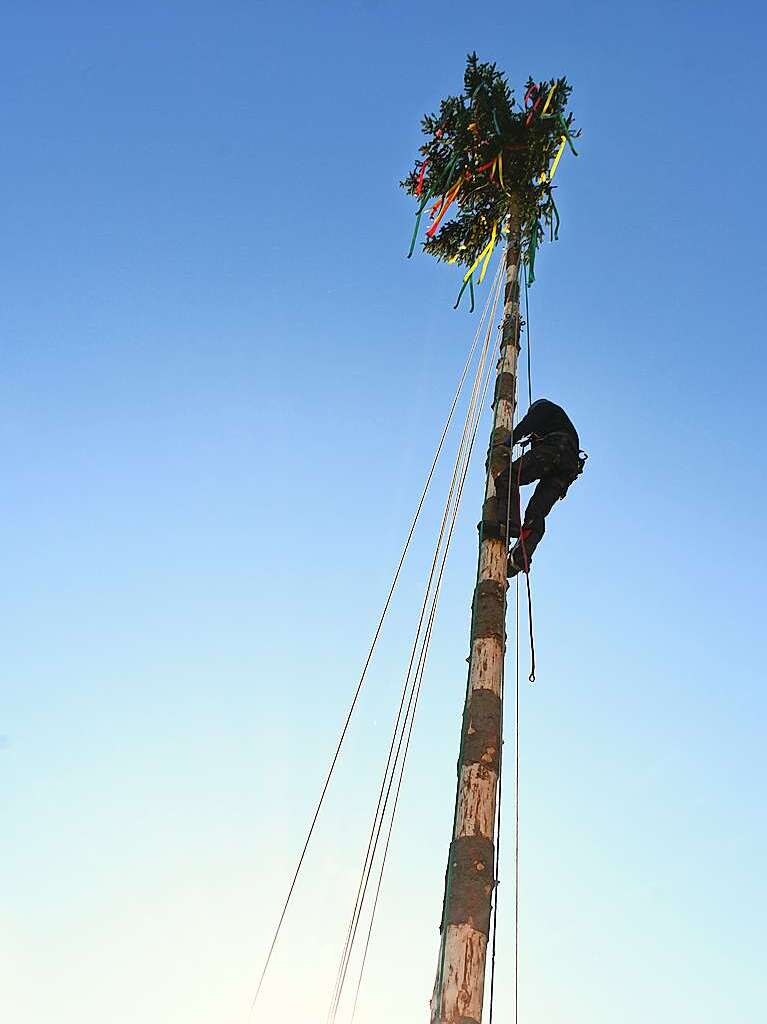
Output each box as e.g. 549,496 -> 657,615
515,459 -> 537,685
329,262 -> 506,1024
250,266 -> 505,1017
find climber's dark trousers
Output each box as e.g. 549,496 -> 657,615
494,445 -> 574,561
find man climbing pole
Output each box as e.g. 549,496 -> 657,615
493,398 -> 585,576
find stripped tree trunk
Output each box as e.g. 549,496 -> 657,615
431,216 -> 522,1024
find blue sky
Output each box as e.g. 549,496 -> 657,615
2,3 -> 766,1022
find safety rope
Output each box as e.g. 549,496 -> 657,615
520,261 -> 537,684
332,282 -> 502,1023
349,594 -> 440,1022
327,266 -> 505,1024
250,269 -> 504,1015
328,337 -> 490,1022
512,260 -> 537,683
514,568 -> 520,1024
516,455 -> 537,685
350,330 -> 498,1021
520,264 -> 532,684
256,248 -> 545,1023
328,268 -> 501,1021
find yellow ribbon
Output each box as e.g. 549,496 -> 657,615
541,83 -> 557,117
479,221 -> 497,282
464,222 -> 498,283
538,135 -> 567,184
497,152 -> 504,189
464,255 -> 482,282
548,135 -> 567,180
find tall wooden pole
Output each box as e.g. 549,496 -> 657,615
431,212 -> 522,1024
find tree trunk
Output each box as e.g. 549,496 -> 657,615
431,220 -> 522,1024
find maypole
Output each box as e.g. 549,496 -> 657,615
402,54 -> 579,1023
428,215 -> 522,1024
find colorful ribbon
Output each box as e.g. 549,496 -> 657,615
479,221 -> 497,282
415,159 -> 428,196
454,273 -> 475,312
525,82 -> 544,127
538,134 -> 567,184
464,220 -> 498,284
541,83 -> 557,117
427,178 -> 463,238
559,114 -> 579,155
475,154 -> 503,186
549,195 -> 560,240
407,190 -> 432,258
548,135 -> 567,180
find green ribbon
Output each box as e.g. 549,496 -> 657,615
407,190 -> 432,258
408,152 -> 464,258
454,271 -> 476,312
550,195 -> 560,240
441,154 -> 460,192
527,225 -> 539,286
558,114 -> 579,156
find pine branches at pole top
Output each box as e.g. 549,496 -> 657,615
401,53 -> 580,306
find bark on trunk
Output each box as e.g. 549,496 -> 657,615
431,221 -> 522,1024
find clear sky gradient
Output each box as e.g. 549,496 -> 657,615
2,3 -> 766,1023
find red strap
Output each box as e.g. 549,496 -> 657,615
426,189 -> 457,238
415,160 -> 428,196
525,82 -> 545,127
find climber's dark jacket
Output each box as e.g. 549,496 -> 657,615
513,398 -> 579,449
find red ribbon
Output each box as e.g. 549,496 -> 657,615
430,193 -> 445,217
415,159 -> 428,196
426,181 -> 461,238
525,82 -> 544,127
